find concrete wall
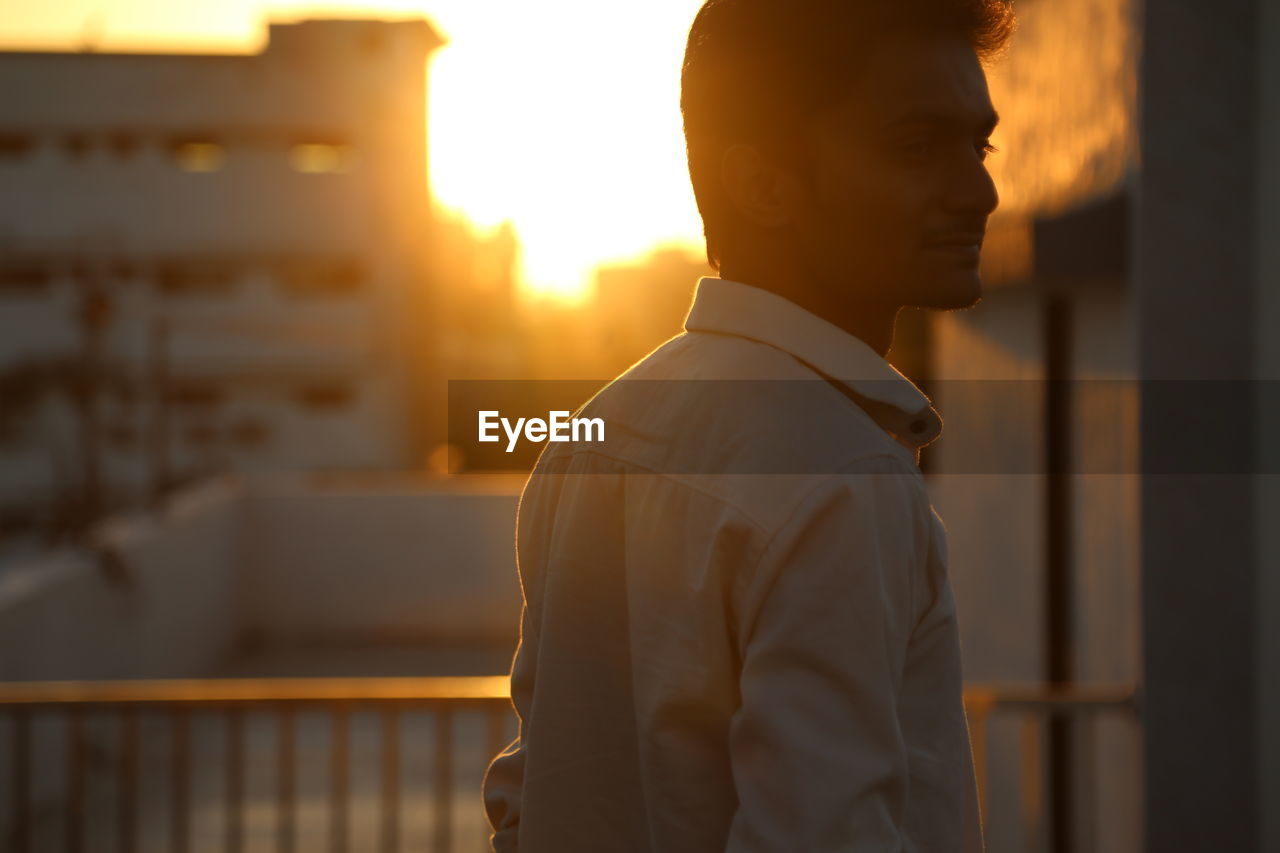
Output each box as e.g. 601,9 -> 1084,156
0,476 -> 244,681
0,472 -> 526,681
238,473 -> 523,649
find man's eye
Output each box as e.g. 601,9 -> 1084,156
977,139 -> 999,160
900,138 -> 934,158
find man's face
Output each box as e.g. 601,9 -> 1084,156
785,31 -> 1000,314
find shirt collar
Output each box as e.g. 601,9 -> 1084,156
682,276 -> 942,450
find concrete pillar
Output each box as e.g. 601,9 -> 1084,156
1255,1 -> 1280,849
1136,1 -> 1278,849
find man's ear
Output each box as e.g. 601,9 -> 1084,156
719,142 -> 802,230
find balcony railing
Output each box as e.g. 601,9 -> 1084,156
964,682 -> 1139,851
0,677 -> 1137,853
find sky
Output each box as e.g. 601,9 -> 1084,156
0,0 -> 711,299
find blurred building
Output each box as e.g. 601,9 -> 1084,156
433,216 -> 525,381
0,18 -> 448,542
589,246 -> 709,378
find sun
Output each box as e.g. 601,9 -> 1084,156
424,0 -> 707,300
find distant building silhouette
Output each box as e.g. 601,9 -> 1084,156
590,246 -> 710,378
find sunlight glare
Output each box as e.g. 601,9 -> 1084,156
425,0 -> 706,299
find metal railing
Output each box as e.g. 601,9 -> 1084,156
0,678 -> 1137,853
0,677 -> 513,853
965,682 -> 1140,851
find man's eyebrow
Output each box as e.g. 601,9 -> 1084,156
885,109 -> 1001,134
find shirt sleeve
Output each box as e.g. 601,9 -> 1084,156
481,598 -> 532,853
724,455 -> 924,852
480,451 -> 574,852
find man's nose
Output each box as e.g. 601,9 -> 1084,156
943,152 -> 1000,216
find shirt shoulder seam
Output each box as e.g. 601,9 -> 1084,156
543,446 -> 774,536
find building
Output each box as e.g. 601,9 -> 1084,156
0,18 -> 446,542
589,245 -> 710,379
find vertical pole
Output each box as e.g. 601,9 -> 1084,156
1020,715 -> 1046,852
433,708 -> 453,853
380,706 -> 400,853
277,705 -> 295,853
11,709 -> 30,853
171,706 -> 190,853
74,278 -> 111,529
118,707 -> 137,853
330,705 -> 349,853
66,708 -> 86,853
1044,293 -> 1075,853
225,708 -> 243,853
148,315 -> 171,506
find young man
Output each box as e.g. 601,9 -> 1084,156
483,1 -> 1014,850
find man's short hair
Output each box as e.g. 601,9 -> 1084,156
680,0 -> 1016,270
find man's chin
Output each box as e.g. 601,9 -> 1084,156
910,274 -> 984,310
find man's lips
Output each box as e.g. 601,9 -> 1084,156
923,232 -> 984,267
923,232 -> 985,248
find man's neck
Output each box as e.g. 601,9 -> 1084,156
715,266 -> 901,358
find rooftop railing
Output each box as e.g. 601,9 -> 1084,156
0,677 -> 1138,853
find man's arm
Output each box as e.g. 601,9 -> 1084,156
481,453 -> 568,852
481,600 -> 533,853
724,455 -> 923,852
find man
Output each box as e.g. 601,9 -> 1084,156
483,0 -> 1013,849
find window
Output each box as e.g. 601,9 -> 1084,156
156,260 -> 237,296
170,138 -> 224,172
104,423 -> 138,449
106,132 -> 141,160
63,133 -> 90,160
166,383 -> 225,408
0,261 -> 50,293
0,133 -> 33,160
276,259 -> 366,297
296,384 -> 354,411
288,142 -> 357,174
230,419 -> 270,448
109,260 -> 138,281
184,423 -> 220,447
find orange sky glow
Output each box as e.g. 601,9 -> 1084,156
0,0 -> 711,300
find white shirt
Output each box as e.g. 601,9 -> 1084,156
483,276 -> 984,852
